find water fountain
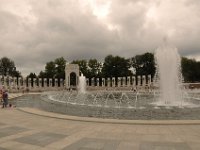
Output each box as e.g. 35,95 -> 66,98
78,73 -> 86,94
154,45 -> 183,106
46,45 -> 196,108
47,46 -> 198,109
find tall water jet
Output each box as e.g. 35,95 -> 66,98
155,45 -> 183,106
78,73 -> 86,94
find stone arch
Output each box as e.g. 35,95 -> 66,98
65,64 -> 79,89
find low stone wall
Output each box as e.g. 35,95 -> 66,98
7,87 -> 65,93
86,86 -> 151,91
187,83 -> 200,89
6,82 -> 200,93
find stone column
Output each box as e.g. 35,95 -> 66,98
15,77 -> 19,89
10,77 -> 15,89
9,76 -> 12,88
33,78 -> 37,88
109,78 -> 112,87
11,77 -> 14,88
38,78 -> 41,87
121,77 -> 123,87
132,76 -> 136,87
2,76 -> 5,87
32,78 -> 35,88
137,76 -> 141,86
6,76 -> 10,88
54,78 -> 58,87
28,78 -> 32,88
107,78 -> 110,87
117,77 -> 121,87
24,78 -> 27,88
12,77 -> 16,88
122,77 -> 126,87
96,78 -> 99,87
19,77 -> 23,88
17,77 -> 20,88
0,76 -> 4,87
44,78 -> 47,88
102,78 -> 105,87
3,76 -> 6,88
111,77 -> 115,87
91,78 -> 94,86
148,75 -> 151,85
4,76 -> 8,89
85,78 -> 89,86
49,78 -> 52,87
142,75 -> 146,86
127,76 -> 130,87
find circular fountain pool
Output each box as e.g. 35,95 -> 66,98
43,90 -> 200,109
20,89 -> 199,120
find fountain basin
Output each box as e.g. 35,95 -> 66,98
11,90 -> 200,120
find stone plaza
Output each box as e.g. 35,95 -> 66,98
0,106 -> 200,150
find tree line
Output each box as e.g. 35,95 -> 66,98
182,57 -> 200,82
27,53 -> 155,80
27,52 -> 200,83
0,57 -> 21,77
1,54 -> 199,83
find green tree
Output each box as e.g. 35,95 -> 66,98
197,61 -> 200,82
131,52 -> 155,77
38,71 -> 46,78
0,57 -> 21,77
181,57 -> 200,82
102,55 -> 131,77
54,57 -> 66,79
88,59 -> 102,77
45,61 -> 56,78
27,72 -> 37,78
71,60 -> 88,77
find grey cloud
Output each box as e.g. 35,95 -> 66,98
0,0 -> 200,76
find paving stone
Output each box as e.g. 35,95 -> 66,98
0,122 -> 5,126
0,126 -> 28,138
0,148 -> 8,150
139,141 -> 192,150
116,141 -> 140,150
14,132 -> 67,147
1,108 -> 200,150
62,138 -> 120,150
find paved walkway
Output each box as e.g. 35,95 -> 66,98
0,108 -> 200,150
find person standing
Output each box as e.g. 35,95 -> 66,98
0,89 -> 3,108
2,91 -> 8,108
0,89 -> 3,103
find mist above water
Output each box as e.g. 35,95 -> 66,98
78,73 -> 86,94
155,45 -> 183,106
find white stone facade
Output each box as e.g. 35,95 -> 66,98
65,64 -> 79,89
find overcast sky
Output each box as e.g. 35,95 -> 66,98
0,0 -> 200,76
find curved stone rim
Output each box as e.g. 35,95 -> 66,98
17,107 -> 200,125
